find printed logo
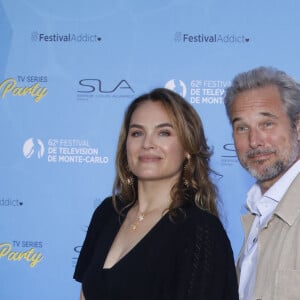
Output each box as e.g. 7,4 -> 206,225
165,79 -> 230,105
23,137 -> 109,165
0,77 -> 48,102
73,245 -> 82,267
23,138 -> 45,159
165,79 -> 187,97
76,79 -> 135,101
0,198 -> 23,207
221,143 -> 239,166
31,31 -> 102,43
0,242 -> 44,268
174,32 -> 250,44
73,225 -> 88,267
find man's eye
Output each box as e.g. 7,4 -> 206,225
235,125 -> 248,132
264,121 -> 273,128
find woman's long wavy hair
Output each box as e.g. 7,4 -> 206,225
112,88 -> 219,218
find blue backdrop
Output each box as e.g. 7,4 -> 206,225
1,0 -> 300,299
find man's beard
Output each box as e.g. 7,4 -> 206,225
240,136 -> 299,183
246,158 -> 289,182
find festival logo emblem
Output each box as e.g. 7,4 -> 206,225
23,138 -> 45,159
165,79 -> 187,97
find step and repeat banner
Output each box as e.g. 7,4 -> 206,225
1,0 -> 300,299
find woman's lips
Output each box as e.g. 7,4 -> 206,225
139,155 -> 162,162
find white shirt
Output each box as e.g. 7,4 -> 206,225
238,160 -> 300,300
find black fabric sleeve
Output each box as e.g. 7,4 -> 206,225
73,197 -> 113,282
174,212 -> 239,300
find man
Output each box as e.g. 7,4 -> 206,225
224,66 -> 300,300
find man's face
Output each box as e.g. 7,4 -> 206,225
230,85 -> 300,191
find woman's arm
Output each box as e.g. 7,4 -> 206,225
80,288 -> 85,300
175,217 -> 239,299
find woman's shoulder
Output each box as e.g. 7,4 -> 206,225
90,196 -> 116,223
182,204 -> 227,236
96,196 -> 114,209
178,205 -> 232,252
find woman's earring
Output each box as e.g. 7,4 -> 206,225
127,175 -> 134,186
183,154 -> 191,187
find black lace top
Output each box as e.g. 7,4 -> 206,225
74,197 -> 238,300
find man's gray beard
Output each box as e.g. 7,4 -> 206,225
243,137 -> 299,183
247,160 -> 288,182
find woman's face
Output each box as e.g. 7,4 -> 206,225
126,100 -> 187,184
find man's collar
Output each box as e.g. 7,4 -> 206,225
274,173 -> 300,226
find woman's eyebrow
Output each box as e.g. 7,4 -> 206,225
129,122 -> 174,129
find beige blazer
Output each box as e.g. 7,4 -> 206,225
237,173 -> 300,300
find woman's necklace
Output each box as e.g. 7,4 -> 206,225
129,201 -> 170,232
130,211 -> 145,231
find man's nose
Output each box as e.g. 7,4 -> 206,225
248,128 -> 264,149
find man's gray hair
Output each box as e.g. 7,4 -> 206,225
224,66 -> 300,127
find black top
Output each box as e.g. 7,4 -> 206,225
74,197 -> 238,300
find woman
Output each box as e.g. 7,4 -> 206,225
74,88 -> 238,299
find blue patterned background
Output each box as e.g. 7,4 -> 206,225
1,0 -> 300,299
